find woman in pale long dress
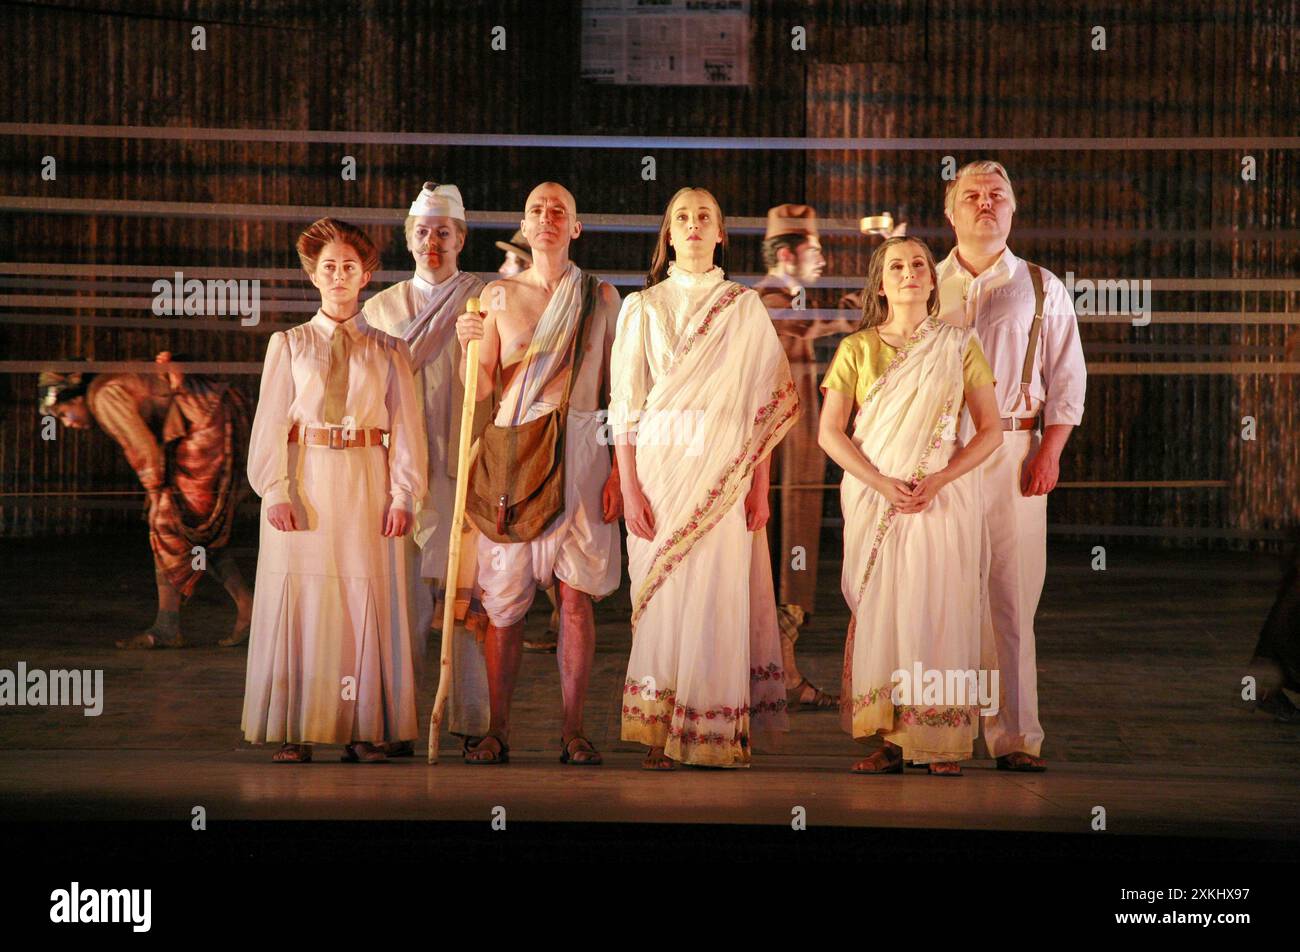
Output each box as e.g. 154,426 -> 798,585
818,237 -> 1002,776
613,187 -> 799,769
242,218 -> 427,764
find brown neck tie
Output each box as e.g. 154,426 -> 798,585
323,326 -> 350,424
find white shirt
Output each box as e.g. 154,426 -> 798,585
411,272 -> 433,297
936,246 -> 1086,430
246,309 -> 427,512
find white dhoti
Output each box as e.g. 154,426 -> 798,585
978,428 -> 1047,758
476,405 -> 621,627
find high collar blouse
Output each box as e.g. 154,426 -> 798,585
611,264 -> 768,439
245,309 -> 427,512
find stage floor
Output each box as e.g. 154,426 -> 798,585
1,534 -> 1296,843
3,750 -> 1298,843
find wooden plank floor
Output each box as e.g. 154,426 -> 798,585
1,534 -> 1296,838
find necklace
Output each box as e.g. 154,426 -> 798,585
876,325 -> 911,349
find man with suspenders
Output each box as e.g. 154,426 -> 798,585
936,160 -> 1087,771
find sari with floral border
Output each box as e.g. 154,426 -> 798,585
614,266 -> 799,766
833,317 -> 984,763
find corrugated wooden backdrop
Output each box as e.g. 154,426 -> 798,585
0,0 -> 1296,549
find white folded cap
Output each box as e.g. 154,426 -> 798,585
409,181 -> 465,221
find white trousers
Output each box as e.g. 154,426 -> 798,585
978,429 -> 1048,758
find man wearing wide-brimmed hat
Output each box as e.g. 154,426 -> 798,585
755,204 -> 857,713
495,229 -> 532,278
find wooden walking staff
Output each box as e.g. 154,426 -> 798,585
427,297 -> 481,763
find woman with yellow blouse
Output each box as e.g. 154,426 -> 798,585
818,237 -> 1003,776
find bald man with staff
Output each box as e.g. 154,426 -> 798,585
455,181 -> 623,767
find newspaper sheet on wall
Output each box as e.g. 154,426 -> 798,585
581,0 -> 750,86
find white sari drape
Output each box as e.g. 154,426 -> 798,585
615,267 -> 798,766
838,317 -> 983,763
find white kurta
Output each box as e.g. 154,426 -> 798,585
937,247 -> 1087,758
363,272 -> 484,578
241,310 -> 427,746
613,266 -> 797,767
362,272 -> 490,737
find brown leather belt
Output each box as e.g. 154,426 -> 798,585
1001,416 -> 1039,432
288,425 -> 387,449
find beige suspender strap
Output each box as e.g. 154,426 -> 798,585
1019,263 -> 1045,412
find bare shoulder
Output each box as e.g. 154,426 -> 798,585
597,279 -> 621,306
596,279 -> 622,327
482,273 -> 525,309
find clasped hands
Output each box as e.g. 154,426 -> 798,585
873,472 -> 948,514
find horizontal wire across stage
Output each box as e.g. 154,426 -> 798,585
3,124 -> 1296,541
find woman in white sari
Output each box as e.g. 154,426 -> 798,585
819,237 -> 1002,776
612,187 -> 798,769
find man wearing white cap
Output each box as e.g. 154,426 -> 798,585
937,160 -> 1087,771
362,181 -> 490,756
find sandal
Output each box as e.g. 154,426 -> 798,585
786,677 -> 839,712
459,735 -> 484,762
641,747 -> 676,771
115,631 -> 183,650
927,762 -> 963,777
996,751 -> 1047,772
272,743 -> 312,763
852,746 -> 903,774
376,740 -> 414,757
560,734 -> 603,766
465,734 -> 509,765
340,742 -> 388,763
